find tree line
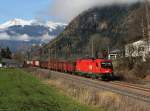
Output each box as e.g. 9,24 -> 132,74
0,47 -> 12,59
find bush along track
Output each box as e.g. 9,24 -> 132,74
0,68 -> 101,111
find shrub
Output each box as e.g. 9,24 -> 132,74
114,57 -> 150,80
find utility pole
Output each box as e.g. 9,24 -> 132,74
92,38 -> 94,58
145,0 -> 150,36
144,0 -> 150,52
107,46 -> 110,59
55,46 -> 57,59
141,16 -> 145,38
48,48 -> 51,78
91,14 -> 97,58
49,48 -> 51,60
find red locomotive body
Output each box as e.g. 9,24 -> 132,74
76,58 -> 113,79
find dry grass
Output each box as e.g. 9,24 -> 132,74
25,68 -> 150,111
45,78 -> 150,111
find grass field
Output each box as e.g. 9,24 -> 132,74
0,68 -> 100,111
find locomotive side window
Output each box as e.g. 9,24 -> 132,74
101,62 -> 112,69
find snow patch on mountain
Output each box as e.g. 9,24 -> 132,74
0,18 -> 67,30
0,19 -> 33,29
46,21 -> 67,30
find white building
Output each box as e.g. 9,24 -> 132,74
125,39 -> 150,61
0,63 -> 2,68
108,49 -> 121,60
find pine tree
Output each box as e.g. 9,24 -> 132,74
6,47 -> 12,59
0,47 -> 12,59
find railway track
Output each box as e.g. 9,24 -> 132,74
49,71 -> 150,103
110,81 -> 150,92
34,68 -> 150,103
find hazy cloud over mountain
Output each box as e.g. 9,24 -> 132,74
48,0 -> 141,22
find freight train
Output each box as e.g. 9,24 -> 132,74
26,58 -> 114,80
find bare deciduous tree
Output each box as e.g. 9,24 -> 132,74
87,34 -> 110,58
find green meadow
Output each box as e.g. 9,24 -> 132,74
0,68 -> 101,111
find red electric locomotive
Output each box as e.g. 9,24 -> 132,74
76,58 -> 113,80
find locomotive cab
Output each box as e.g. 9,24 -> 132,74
99,60 -> 113,80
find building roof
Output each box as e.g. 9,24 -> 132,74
109,49 -> 121,54
2,59 -> 21,64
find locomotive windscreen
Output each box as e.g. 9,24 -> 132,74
101,62 -> 113,69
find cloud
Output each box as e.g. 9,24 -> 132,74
47,0 -> 140,22
17,34 -> 30,41
0,33 -> 10,40
0,32 -> 54,42
0,33 -> 30,41
41,33 -> 55,42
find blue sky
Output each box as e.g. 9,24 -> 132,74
0,0 -> 53,23
0,0 -> 137,24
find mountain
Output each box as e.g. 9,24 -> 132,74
0,19 -> 33,29
43,1 -> 148,60
0,19 -> 67,52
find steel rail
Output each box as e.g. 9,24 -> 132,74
110,81 -> 150,92
50,71 -> 150,103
